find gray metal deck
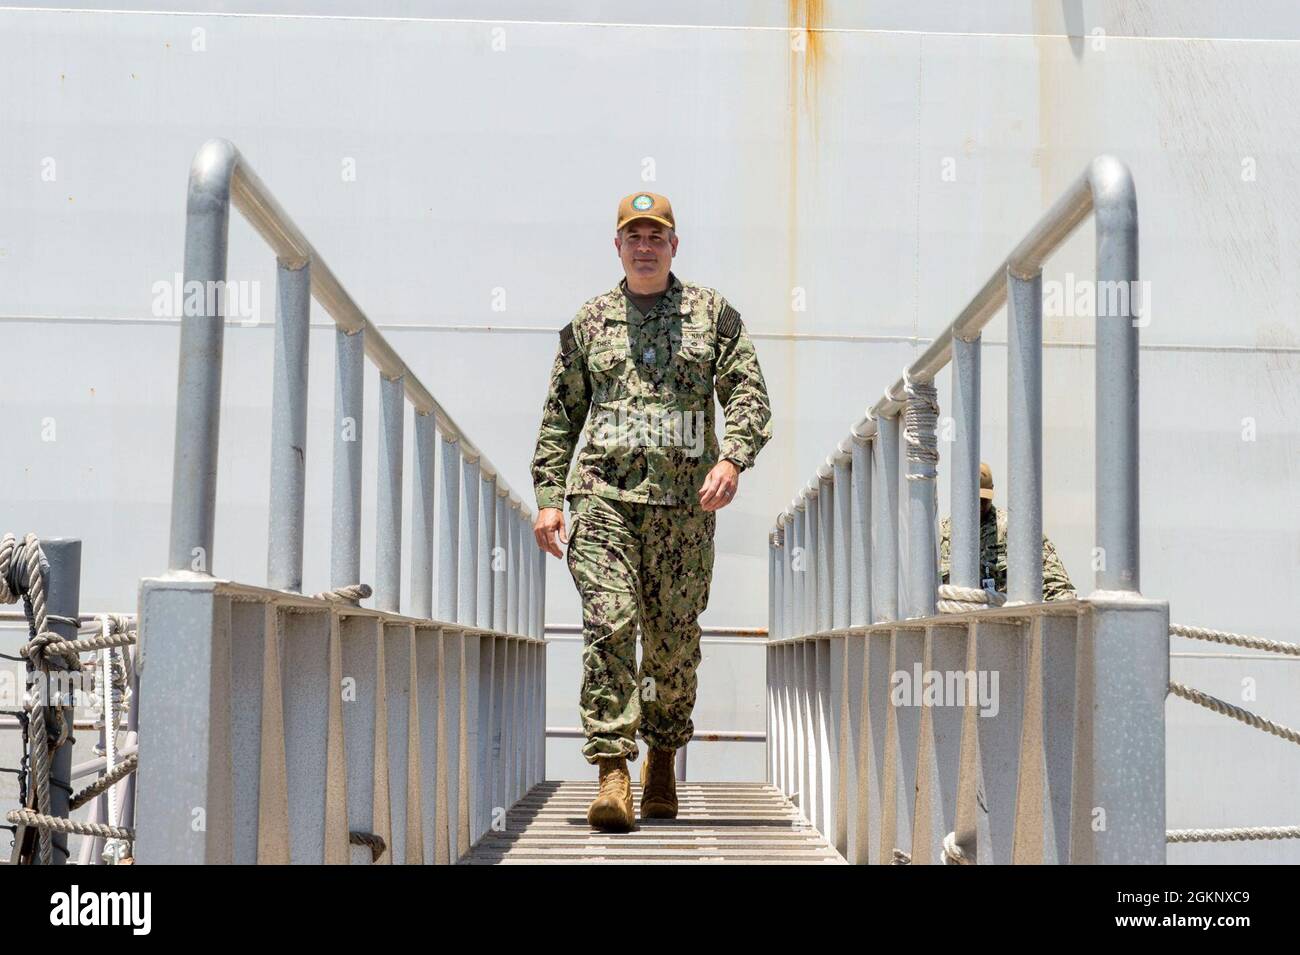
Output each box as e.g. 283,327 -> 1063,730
461,781 -> 846,864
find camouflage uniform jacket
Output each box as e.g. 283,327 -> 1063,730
531,271 -> 772,510
938,506 -> 1076,600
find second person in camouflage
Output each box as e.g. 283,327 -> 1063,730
938,462 -> 1076,600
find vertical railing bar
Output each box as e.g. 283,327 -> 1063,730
831,452 -> 852,631
781,511 -> 794,640
458,454 -> 479,626
1007,269 -> 1044,604
806,484 -> 821,635
520,509 -> 532,639
330,327 -> 364,589
375,374 -> 405,612
437,432 -> 461,625
872,415 -> 900,622
169,166 -> 231,574
1092,159 -> 1141,593
410,412 -> 436,619
849,433 -> 872,627
492,490 -> 508,635
816,469 -> 833,634
477,474 -> 496,631
506,501 -> 520,637
950,334 -> 981,591
791,504 -> 806,637
267,258 -> 311,592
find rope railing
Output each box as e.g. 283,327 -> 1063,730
1167,681 -> 1300,746
1168,827 -> 1300,844
1170,622 -> 1300,657
0,532 -> 80,865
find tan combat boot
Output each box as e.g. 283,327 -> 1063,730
640,747 -> 678,819
587,756 -> 635,832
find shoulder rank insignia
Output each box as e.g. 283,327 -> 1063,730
559,322 -> 577,359
718,302 -> 742,339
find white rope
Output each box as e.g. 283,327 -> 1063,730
0,532 -> 80,864
1168,681 -> 1300,746
942,831 -> 974,864
1171,623 -> 1300,657
937,584 -> 1007,614
902,370 -> 939,481
1167,827 -> 1300,844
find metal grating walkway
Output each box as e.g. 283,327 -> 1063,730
461,781 -> 846,865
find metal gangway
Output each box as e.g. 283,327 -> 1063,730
6,147 -> 1296,864
134,140 -> 548,863
765,155 -> 1299,865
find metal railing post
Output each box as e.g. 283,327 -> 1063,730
791,503 -> 806,636
493,489 -> 508,634
267,258 -> 311,592
781,511 -> 794,639
769,530 -> 780,641
831,451 -> 852,630
459,453 -> 480,626
1091,158 -> 1141,593
849,432 -> 872,627
376,374 -> 405,612
411,412 -> 436,618
42,538 -> 80,865
168,148 -> 232,574
905,418 -> 938,620
817,467 -> 834,633
1007,269 -> 1044,603
438,432 -> 460,625
506,500 -> 520,636
950,334 -> 981,590
331,328 -> 364,589
871,415 -> 900,622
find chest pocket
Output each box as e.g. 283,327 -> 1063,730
673,334 -> 715,397
587,341 -> 634,402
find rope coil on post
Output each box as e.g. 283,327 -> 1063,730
937,584 -> 1007,614
312,583 -> 372,605
902,370 -> 939,482
1168,681 -> 1300,746
0,532 -> 82,865
941,831 -> 974,864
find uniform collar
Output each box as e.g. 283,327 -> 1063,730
618,271 -> 685,322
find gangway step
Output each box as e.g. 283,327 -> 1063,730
461,781 -> 846,864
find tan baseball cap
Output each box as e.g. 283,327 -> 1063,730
979,462 -> 995,501
617,191 -> 675,231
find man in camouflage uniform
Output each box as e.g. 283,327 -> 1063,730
938,462 -> 1075,600
530,191 -> 772,831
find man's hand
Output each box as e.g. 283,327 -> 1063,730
699,460 -> 740,511
534,507 -> 569,558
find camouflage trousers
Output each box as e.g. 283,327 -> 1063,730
565,492 -> 716,764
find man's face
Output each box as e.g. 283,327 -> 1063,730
615,220 -> 677,285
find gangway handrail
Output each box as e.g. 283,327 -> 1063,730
765,156 -> 1169,866
773,154 -> 1140,618
170,138 -> 534,612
